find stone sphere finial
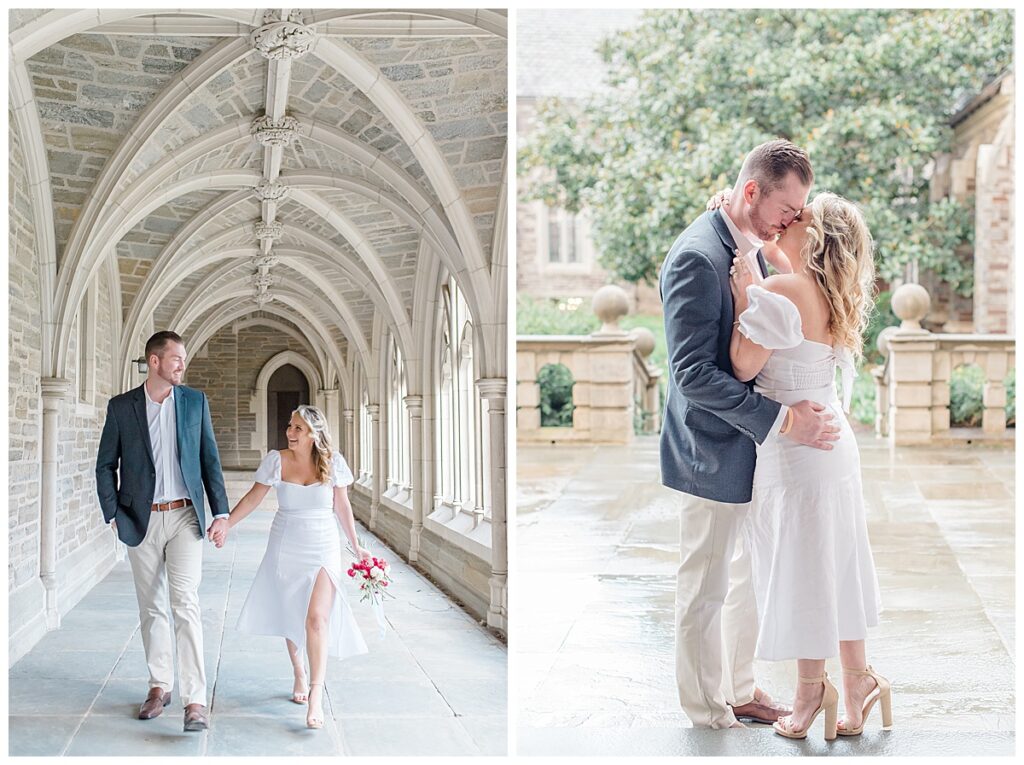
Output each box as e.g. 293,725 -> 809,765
876,325 -> 899,359
592,284 -> 629,335
630,327 -> 656,359
891,283 -> 931,333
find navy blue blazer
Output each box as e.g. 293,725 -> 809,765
95,384 -> 229,547
659,209 -> 782,504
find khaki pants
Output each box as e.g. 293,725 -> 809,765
675,494 -> 758,728
126,505 -> 206,707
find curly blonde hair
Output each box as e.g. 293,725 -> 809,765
294,405 -> 333,485
801,193 -> 876,359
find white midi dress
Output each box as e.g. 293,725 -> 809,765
236,450 -> 368,660
738,285 -> 882,661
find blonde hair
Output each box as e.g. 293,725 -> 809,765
802,193 -> 876,359
293,405 -> 333,485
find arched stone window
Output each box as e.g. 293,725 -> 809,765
434,277 -> 484,520
358,377 -> 373,483
385,333 -> 411,500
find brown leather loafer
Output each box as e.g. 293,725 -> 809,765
183,703 -> 209,732
730,690 -> 793,725
138,687 -> 172,720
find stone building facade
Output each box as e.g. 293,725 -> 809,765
516,10 -> 660,315
927,71 -> 1014,333
8,8 -> 508,663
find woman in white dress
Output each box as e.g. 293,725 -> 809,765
214,405 -> 370,729
728,193 -> 891,740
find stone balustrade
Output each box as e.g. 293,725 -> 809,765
874,283 -> 1015,444
517,285 -> 661,443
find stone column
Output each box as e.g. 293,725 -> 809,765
477,378 -> 507,634
367,404 -> 382,530
319,388 -> 340,448
40,378 -> 72,629
403,395 -> 424,561
342,408 -> 355,463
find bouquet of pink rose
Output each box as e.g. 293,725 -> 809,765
346,555 -> 395,605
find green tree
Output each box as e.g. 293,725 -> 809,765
520,10 -> 1012,294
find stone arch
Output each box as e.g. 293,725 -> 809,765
253,351 -> 323,456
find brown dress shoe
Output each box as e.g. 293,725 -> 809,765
730,689 -> 793,725
138,687 -> 172,719
183,703 -> 209,732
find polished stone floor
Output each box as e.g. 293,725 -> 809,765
9,476 -> 506,757
516,431 -> 1015,756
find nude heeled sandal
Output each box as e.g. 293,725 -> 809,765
837,665 -> 893,736
773,673 -> 840,741
306,682 -> 324,729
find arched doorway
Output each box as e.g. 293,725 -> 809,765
267,364 -> 310,451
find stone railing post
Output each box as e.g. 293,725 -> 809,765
40,378 -> 72,629
886,284 -> 938,445
983,350 -> 1009,435
590,285 -> 634,442
403,395 -> 424,561
477,378 -> 507,634
630,326 -> 660,434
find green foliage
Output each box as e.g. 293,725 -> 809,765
517,296 -> 599,335
849,363 -> 878,426
862,290 -> 900,366
1006,368 -> 1016,427
520,10 -> 1012,293
538,363 -> 576,426
950,365 -> 985,426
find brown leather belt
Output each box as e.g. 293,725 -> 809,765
152,498 -> 191,512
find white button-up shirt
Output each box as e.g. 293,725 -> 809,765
721,206 -> 790,439
144,382 -> 191,505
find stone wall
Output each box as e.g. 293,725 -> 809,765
9,92 -> 122,657
185,325 -> 320,469
9,108 -> 43,600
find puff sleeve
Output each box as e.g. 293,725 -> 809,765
737,285 -> 804,350
332,451 -> 355,488
254,449 -> 281,487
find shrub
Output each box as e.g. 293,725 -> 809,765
538,363 -> 575,427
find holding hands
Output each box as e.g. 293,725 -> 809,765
207,517 -> 230,548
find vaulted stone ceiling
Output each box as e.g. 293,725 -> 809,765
10,9 -> 508,393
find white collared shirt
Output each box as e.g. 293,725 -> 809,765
720,207 -> 790,438
144,382 -> 192,504
721,205 -> 765,283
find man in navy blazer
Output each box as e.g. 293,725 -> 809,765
96,331 -> 229,732
660,140 -> 838,729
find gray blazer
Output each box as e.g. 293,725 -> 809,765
659,209 -> 782,504
95,384 -> 229,547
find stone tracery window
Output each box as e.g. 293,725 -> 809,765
385,333 -> 411,499
434,277 -> 486,522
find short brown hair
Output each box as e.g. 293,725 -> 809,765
739,139 -> 813,192
145,331 -> 184,361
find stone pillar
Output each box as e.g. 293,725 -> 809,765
982,350 -> 1009,435
631,327 -> 660,434
886,284 -> 937,445
590,285 -> 635,442
477,378 -> 507,634
515,348 -> 540,433
40,378 -> 72,629
367,404 -> 382,529
403,395 -> 424,561
319,388 -> 340,449
342,408 -> 355,463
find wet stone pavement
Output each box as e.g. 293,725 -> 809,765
9,474 -> 507,757
516,431 -> 1014,756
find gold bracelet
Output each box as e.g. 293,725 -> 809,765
779,408 -> 794,435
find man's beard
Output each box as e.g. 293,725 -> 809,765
747,205 -> 777,241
